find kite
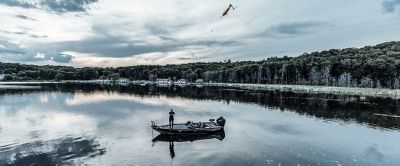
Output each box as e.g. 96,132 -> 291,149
222,4 -> 235,17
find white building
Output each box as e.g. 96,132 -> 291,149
195,79 -> 204,84
156,78 -> 173,85
119,78 -> 129,84
0,74 -> 4,81
175,79 -> 187,84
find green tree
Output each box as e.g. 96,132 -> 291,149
55,73 -> 65,81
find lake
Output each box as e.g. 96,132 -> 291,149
1,83 -> 400,165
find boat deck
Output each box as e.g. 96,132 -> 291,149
158,122 -> 218,130
158,124 -> 188,130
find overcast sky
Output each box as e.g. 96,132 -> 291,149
0,0 -> 400,67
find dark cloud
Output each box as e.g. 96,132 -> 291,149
0,47 -> 25,54
383,0 -> 400,13
0,0 -> 98,13
0,29 -> 47,38
0,51 -> 74,63
177,54 -> 207,61
53,36 -> 236,58
144,22 -> 170,36
0,40 -> 25,54
144,21 -> 191,39
43,23 -> 238,58
0,0 -> 34,8
1,16 -> 236,63
0,40 -> 73,63
30,34 -> 48,38
15,14 -> 37,21
253,21 -> 327,39
270,21 -> 325,35
42,0 -> 98,13
49,52 -> 74,63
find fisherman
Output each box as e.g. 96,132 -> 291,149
169,109 -> 175,129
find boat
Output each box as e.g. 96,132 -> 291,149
151,116 -> 226,135
151,129 -> 225,160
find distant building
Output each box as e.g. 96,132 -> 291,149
195,79 -> 204,84
156,78 -> 173,85
119,78 -> 129,84
175,79 -> 187,84
0,74 -> 4,81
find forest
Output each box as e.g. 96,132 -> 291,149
1,41 -> 400,89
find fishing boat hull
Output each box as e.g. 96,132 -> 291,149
151,117 -> 226,135
152,130 -> 225,142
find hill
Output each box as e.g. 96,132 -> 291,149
1,41 -> 400,88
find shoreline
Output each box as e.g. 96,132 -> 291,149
205,83 -> 400,99
1,81 -> 400,99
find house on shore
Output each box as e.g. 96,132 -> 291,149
0,74 -> 5,81
156,78 -> 173,86
119,78 -> 129,84
175,79 -> 187,85
195,79 -> 204,84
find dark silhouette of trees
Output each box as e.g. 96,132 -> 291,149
1,41 -> 400,88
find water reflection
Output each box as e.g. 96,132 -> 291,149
0,84 -> 399,165
0,136 -> 105,165
152,131 -> 225,143
32,84 -> 400,130
152,131 -> 225,162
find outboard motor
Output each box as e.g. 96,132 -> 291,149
216,116 -> 226,127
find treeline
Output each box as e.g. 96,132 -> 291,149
1,41 -> 400,88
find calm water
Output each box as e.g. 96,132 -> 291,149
1,84 -> 400,165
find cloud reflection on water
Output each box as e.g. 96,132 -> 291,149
0,86 -> 400,165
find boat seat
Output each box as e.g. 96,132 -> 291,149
188,124 -> 195,129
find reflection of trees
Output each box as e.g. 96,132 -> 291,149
2,83 -> 400,129
122,84 -> 400,129
0,136 -> 106,165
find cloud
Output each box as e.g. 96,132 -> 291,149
30,34 -> 48,38
0,0 -> 34,8
53,36 -> 236,58
383,0 -> 400,13
0,40 -> 73,63
39,22 -> 238,58
268,21 -> 326,35
15,14 -> 37,21
0,40 -> 25,54
177,54 -> 207,61
1,0 -> 400,66
0,29 -> 47,38
50,52 -> 74,63
0,51 -> 74,63
0,136 -> 105,165
0,0 -> 98,13
143,21 -> 191,39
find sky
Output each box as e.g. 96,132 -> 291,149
0,0 -> 400,67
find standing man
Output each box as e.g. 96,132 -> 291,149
169,109 -> 175,129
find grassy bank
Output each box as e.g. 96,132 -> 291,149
2,81 -> 400,99
205,83 -> 400,99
